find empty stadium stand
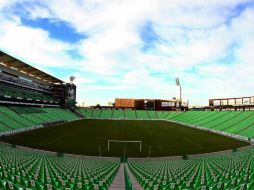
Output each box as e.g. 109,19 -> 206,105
125,110 -> 137,120
0,105 -> 79,133
112,110 -> 125,119
0,141 -> 253,190
78,109 -> 93,118
136,110 -> 150,120
128,146 -> 254,190
169,111 -> 254,138
100,110 -> 113,119
0,143 -> 119,190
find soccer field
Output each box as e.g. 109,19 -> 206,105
0,119 -> 249,157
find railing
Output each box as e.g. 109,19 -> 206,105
0,125 -> 43,136
124,165 -> 136,190
172,120 -> 251,142
0,120 -> 66,137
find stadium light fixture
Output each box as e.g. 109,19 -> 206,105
70,76 -> 75,84
175,77 -> 182,108
175,77 -> 180,86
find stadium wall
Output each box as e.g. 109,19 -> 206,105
115,98 -> 181,110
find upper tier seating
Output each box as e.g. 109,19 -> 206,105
129,146 -> 254,190
0,84 -> 55,102
0,106 -> 79,132
0,144 -> 119,190
0,71 -> 51,92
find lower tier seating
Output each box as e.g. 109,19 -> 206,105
0,144 -> 119,190
129,146 -> 254,190
0,106 -> 79,132
78,109 -> 254,138
170,111 -> 254,138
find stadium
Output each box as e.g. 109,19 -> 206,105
0,50 -> 254,190
1,1 -> 254,190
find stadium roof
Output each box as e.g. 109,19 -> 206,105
0,50 -> 63,84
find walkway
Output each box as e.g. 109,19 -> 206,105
109,163 -> 125,190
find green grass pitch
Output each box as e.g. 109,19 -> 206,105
0,119 -> 249,157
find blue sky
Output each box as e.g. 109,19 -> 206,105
0,0 -> 254,106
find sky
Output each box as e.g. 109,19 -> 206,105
0,0 -> 254,106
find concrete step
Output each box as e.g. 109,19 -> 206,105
109,163 -> 125,190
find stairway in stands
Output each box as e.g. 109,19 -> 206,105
73,109 -> 84,118
109,163 -> 144,190
109,163 -> 125,190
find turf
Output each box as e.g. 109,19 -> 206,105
0,119 -> 249,157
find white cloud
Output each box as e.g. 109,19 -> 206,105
0,13 -> 80,76
0,0 -> 254,106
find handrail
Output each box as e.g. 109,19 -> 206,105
124,164 -> 136,190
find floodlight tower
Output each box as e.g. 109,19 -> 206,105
175,78 -> 182,107
64,76 -> 76,109
70,76 -> 75,84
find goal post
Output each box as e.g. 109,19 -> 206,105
107,140 -> 142,152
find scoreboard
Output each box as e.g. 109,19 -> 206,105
144,99 -> 155,110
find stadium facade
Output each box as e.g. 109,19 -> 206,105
0,51 -> 76,109
209,96 -> 254,111
115,98 -> 183,110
